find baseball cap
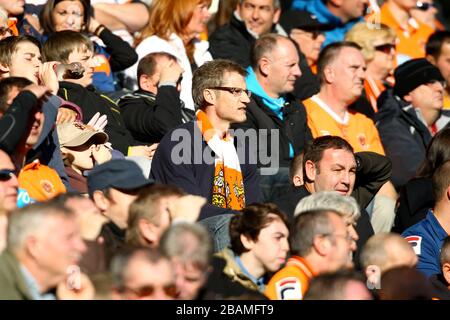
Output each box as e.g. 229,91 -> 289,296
279,10 -> 334,34
87,159 -> 154,196
57,122 -> 108,148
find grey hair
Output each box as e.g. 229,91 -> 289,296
160,222 -> 212,270
7,201 -> 74,253
294,191 -> 361,221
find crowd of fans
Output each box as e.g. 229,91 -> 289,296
0,0 -> 449,301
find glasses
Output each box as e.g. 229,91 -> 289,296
374,43 -> 396,54
119,284 -> 177,299
208,87 -> 251,98
415,1 -> 436,11
0,169 -> 16,182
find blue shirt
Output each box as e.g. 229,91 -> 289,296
402,210 -> 448,277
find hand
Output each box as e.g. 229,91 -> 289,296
92,144 -> 112,164
128,144 -> 158,160
87,112 -> 108,131
159,60 -> 184,84
39,62 -> 59,94
168,195 -> 207,223
56,271 -> 95,300
56,108 -> 77,124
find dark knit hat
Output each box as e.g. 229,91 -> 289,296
393,58 -> 445,99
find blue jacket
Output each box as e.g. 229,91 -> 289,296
402,210 -> 448,278
291,0 -> 362,46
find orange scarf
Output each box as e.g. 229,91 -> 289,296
196,110 -> 245,210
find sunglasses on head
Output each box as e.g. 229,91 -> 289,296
119,284 -> 177,299
374,43 -> 396,54
415,1 -> 436,11
0,169 -> 16,182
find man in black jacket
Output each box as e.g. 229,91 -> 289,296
232,34 -> 312,202
209,0 -> 319,100
119,52 -> 186,144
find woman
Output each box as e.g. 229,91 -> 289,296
345,23 -> 397,119
39,0 -> 138,93
125,0 -> 212,111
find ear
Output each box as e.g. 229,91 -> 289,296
258,57 -> 271,77
203,88 -> 216,106
273,8 -> 281,24
323,65 -> 335,84
304,160 -> 317,182
443,263 -> 450,286
138,218 -> 159,247
240,233 -> 255,251
292,174 -> 303,186
92,190 -> 110,214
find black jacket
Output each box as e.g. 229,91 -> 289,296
376,89 -> 432,189
231,94 -> 312,168
58,81 -> 137,155
209,13 -> 319,100
118,87 -> 183,144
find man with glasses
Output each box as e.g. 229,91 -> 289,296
265,209 -> 353,300
151,59 -> 262,251
232,33 -> 312,203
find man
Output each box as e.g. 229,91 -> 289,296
360,233 -> 418,289
377,58 -> 448,189
160,222 -> 213,300
291,0 -> 368,46
0,201 -> 86,299
119,52 -> 188,145
369,0 -> 434,64
110,247 -> 176,300
402,161 -> 450,277
429,236 -> 450,299
88,159 -> 154,266
214,203 -> 289,294
150,59 -> 261,234
426,31 -> 450,110
232,33 -> 312,202
303,42 -> 385,155
209,0 -> 319,100
265,209 -> 353,300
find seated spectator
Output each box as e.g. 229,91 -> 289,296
304,271 -> 372,300
231,33 -> 312,202
294,191 -> 360,253
57,122 -> 111,193
160,222 -> 213,300
110,246 -> 176,300
39,0 -> 138,93
379,266 -> 433,300
125,0 -> 212,111
214,203 -> 289,295
303,41 -> 384,155
0,201 -> 87,299
366,0 -> 434,65
87,159 -> 154,267
402,161 -> 450,277
265,209 -> 353,300
291,0 -> 366,46
119,52 -> 186,145
429,236 -> 450,299
345,22 -> 397,119
395,128 -> 450,233
376,58 -> 448,189
360,233 -> 418,291
43,30 -> 155,157
426,31 -> 450,110
126,184 -> 184,248
150,59 -> 262,249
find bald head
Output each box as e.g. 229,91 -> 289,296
0,149 -> 18,213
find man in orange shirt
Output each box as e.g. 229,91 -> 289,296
265,208 -> 353,300
303,42 -> 385,155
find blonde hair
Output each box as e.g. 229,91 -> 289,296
345,22 -> 396,61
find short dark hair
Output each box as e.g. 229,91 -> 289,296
39,0 -> 91,35
0,36 -> 41,67
304,271 -> 368,300
432,161 -> 450,201
0,77 -> 33,113
192,59 -> 247,110
302,136 -> 354,183
426,31 -> 450,60
137,52 -> 177,89
229,203 -> 289,255
317,41 -> 362,85
43,30 -> 94,63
